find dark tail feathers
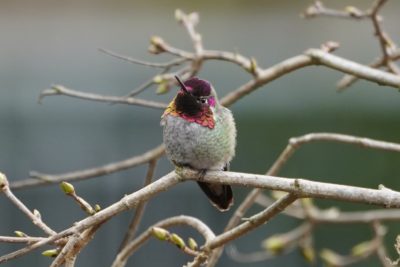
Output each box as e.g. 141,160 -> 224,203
197,182 -> 233,211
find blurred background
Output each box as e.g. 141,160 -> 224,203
1,0 -> 400,266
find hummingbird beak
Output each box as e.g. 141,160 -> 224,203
175,75 -> 190,94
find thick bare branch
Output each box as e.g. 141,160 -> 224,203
3,167 -> 400,263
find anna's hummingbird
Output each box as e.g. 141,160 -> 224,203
161,76 -> 236,211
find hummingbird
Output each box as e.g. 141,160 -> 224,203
161,76 -> 236,211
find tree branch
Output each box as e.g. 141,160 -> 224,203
0,173 -> 56,236
118,159 -> 158,250
3,166 -> 400,263
206,132 -> 400,266
39,85 -> 167,109
11,144 -> 165,190
111,215 -> 215,267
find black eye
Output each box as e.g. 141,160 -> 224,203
198,98 -> 207,104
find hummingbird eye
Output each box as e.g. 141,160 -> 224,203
197,97 -> 207,104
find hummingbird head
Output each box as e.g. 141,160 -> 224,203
174,76 -> 217,117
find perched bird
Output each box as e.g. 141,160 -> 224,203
161,76 -> 236,211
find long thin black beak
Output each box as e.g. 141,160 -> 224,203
175,75 -> 189,94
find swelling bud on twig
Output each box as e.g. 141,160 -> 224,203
60,181 -> 75,195
351,240 -> 374,257
175,9 -> 184,22
188,237 -> 198,251
148,36 -> 165,54
42,249 -> 59,258
248,57 -> 258,75
299,244 -> 315,263
153,75 -> 164,84
170,233 -> 186,249
344,6 -> 363,17
14,231 -> 27,237
94,204 -> 101,212
0,172 -> 8,190
261,235 -> 286,254
320,41 -> 340,53
151,227 -> 170,241
156,82 -> 170,95
320,248 -> 342,266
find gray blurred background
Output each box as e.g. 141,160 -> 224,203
1,0 -> 400,266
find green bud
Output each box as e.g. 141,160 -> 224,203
151,227 -> 170,241
345,6 -> 362,17
300,245 -> 315,263
156,83 -> 170,95
0,172 -> 8,189
60,181 -> 75,195
42,249 -> 59,257
148,36 -> 165,54
14,231 -> 27,237
320,249 -> 341,266
94,204 -> 101,212
351,241 -> 373,257
170,233 -> 186,249
188,237 -> 198,251
248,57 -> 258,74
262,235 -> 286,254
150,36 -> 163,46
271,190 -> 286,200
175,9 -> 184,22
148,44 -> 159,54
301,198 -> 313,207
153,75 -> 164,84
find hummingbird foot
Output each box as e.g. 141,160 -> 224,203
196,169 -> 208,182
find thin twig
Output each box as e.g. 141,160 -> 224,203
50,222 -> 105,267
39,85 -> 167,109
257,194 -> 400,224
303,0 -> 400,92
369,0 -> 390,61
0,236 -> 46,244
11,144 -> 165,190
125,76 -> 156,97
176,10 -> 204,77
372,221 -> 392,267
111,215 -> 215,267
227,222 -> 312,263
305,48 -> 400,88
50,232 -> 80,267
205,193 -> 298,250
119,159 -> 158,250
99,48 -> 188,69
0,174 -> 56,236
